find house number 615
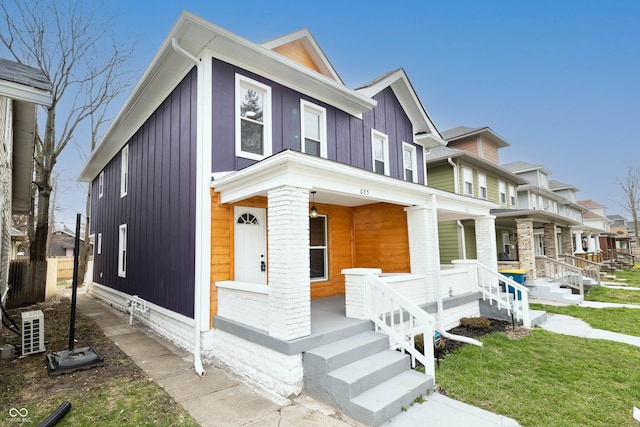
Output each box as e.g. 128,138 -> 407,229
360,188 -> 370,196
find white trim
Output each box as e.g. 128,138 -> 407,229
462,167 -> 473,196
371,129 -> 389,176
118,224 -> 127,278
402,142 -> 417,183
310,214 -> 328,282
478,172 -> 487,200
0,80 -> 52,107
508,184 -> 516,207
120,145 -> 129,198
97,232 -> 102,255
498,180 -> 506,205
300,99 -> 327,158
98,171 -> 104,198
235,73 -> 272,161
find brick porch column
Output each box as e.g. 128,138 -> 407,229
516,218 -> 536,279
474,215 -> 498,271
405,205 -> 440,302
267,186 -> 310,340
561,227 -> 574,255
543,223 -> 558,259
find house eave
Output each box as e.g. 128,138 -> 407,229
80,11 -> 376,182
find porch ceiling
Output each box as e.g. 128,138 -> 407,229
492,209 -> 581,229
211,150 -> 495,220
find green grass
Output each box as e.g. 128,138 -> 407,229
530,304 -> 640,336
585,286 -> 640,305
436,330 -> 640,426
610,267 -> 640,286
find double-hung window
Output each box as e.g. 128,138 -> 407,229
236,74 -> 272,160
509,184 -> 516,207
98,171 -> 104,199
478,173 -> 487,199
310,215 -> 328,281
120,145 -> 129,198
301,100 -> 326,158
462,167 -> 473,196
371,130 -> 389,175
499,180 -> 506,205
118,224 -> 127,278
402,142 -> 417,182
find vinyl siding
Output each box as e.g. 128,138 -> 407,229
427,164 -> 455,193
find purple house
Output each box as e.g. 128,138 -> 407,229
80,12 -> 530,425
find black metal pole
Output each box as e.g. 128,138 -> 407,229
68,213 -> 81,351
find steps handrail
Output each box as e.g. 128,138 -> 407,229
560,254 -> 601,286
537,255 -> 584,294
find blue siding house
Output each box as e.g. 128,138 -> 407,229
80,12 -> 524,425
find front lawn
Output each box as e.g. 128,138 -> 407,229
585,285 -> 640,305
608,267 -> 640,287
530,304 -> 640,336
436,330 -> 640,426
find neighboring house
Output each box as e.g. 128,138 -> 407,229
577,199 -> 612,262
497,162 -> 583,280
0,58 -> 52,308
48,226 -> 76,257
606,214 -> 632,255
426,126 -> 528,263
80,13 -> 526,424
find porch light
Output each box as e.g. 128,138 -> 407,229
309,191 -> 319,218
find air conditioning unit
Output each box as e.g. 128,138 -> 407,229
21,310 -> 45,356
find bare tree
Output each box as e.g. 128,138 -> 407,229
0,0 -> 134,298
618,166 -> 640,250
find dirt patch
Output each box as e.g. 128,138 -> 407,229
0,287 -> 144,407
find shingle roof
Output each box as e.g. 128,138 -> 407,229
577,200 -> 606,209
549,180 -> 579,191
441,125 -> 510,148
501,161 -> 551,175
0,58 -> 51,92
441,126 -> 486,140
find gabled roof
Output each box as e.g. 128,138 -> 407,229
426,145 -> 528,184
80,11 -> 378,181
501,161 -> 551,175
260,29 -> 343,84
441,125 -> 510,148
356,68 -> 444,148
549,180 -> 579,192
578,199 -> 606,209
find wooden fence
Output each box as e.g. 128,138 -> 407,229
53,257 -> 75,280
7,260 -> 46,309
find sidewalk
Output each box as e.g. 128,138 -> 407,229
76,292 -> 520,427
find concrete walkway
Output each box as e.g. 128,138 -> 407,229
76,292 -> 519,427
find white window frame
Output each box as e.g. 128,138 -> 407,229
97,232 -> 102,255
235,74 -> 272,161
509,184 -> 516,207
478,172 -> 487,200
499,180 -> 506,205
371,129 -> 390,176
98,171 -> 104,199
462,167 -> 473,196
402,142 -> 417,183
120,145 -> 129,198
300,99 -> 327,158
118,224 -> 127,278
310,215 -> 328,282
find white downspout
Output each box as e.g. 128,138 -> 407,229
457,220 -> 466,259
431,194 -> 482,347
448,157 -> 459,194
172,37 -> 206,376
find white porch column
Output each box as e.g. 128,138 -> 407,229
574,230 -> 584,253
405,204 -> 440,302
267,186 -> 311,340
474,215 -> 498,270
587,234 -> 597,253
595,234 -> 602,252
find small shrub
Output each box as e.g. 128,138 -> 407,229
460,317 -> 491,331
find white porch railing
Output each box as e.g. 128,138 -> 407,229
536,256 -> 584,295
560,254 -> 601,286
452,260 -> 531,328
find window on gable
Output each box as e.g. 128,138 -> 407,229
120,145 -> 129,198
499,180 -> 506,204
402,143 -> 417,182
236,74 -> 272,160
462,167 -> 473,196
478,173 -> 487,199
371,130 -> 389,175
98,171 -> 104,199
310,215 -> 328,281
118,224 -> 127,278
301,100 -> 326,158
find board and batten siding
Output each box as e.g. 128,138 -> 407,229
210,58 -> 424,183
90,67 -> 198,318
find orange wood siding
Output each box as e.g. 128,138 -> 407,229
353,203 -> 410,272
272,40 -> 322,74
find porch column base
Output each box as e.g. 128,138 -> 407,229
342,268 -> 381,320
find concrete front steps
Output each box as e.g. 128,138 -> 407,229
303,330 -> 434,426
527,278 -> 584,304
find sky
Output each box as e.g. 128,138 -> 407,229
48,0 -> 640,227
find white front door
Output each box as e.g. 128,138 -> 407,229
234,206 -> 267,284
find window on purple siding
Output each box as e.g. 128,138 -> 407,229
120,145 -> 129,198
236,74 -> 272,161
118,224 -> 127,278
371,130 -> 389,175
98,171 -> 104,198
402,142 -> 417,182
301,100 -> 326,158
